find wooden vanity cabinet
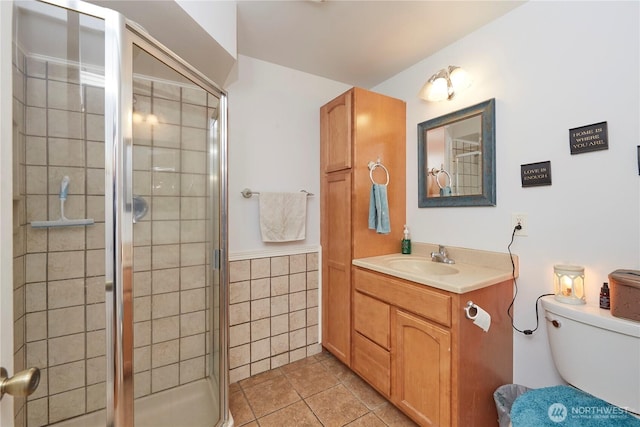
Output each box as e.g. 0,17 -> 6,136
320,88 -> 405,366
352,267 -> 513,427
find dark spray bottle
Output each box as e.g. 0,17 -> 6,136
599,282 -> 610,309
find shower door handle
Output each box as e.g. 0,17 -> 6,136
213,249 -> 221,270
0,367 -> 40,400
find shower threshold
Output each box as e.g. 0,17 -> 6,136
50,378 -> 219,427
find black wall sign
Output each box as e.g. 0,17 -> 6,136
521,161 -> 552,187
569,122 -> 608,154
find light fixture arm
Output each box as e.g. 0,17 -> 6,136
419,65 -> 471,102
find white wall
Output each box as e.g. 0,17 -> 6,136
225,55 -> 349,258
176,0 -> 237,60
90,0 -> 236,85
374,1 -> 640,387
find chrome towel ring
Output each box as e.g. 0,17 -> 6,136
430,166 -> 451,190
368,159 -> 390,186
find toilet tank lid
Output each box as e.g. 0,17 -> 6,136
541,296 -> 640,338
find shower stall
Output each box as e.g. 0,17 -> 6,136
10,0 -> 229,426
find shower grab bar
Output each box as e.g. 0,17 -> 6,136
241,188 -> 314,198
368,158 -> 390,186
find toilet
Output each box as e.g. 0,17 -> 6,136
541,295 -> 640,414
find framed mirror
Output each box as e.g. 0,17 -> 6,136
417,98 -> 495,207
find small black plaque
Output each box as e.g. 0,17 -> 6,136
569,122 -> 608,154
521,161 -> 552,187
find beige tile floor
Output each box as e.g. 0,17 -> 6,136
230,350 -> 419,427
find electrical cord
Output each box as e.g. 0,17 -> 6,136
507,224 -> 554,335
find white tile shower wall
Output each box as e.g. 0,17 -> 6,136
20,55 -> 106,427
451,142 -> 482,196
228,253 -> 321,384
16,54 -> 216,426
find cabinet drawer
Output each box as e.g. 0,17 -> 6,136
352,332 -> 390,397
354,291 -> 390,349
354,268 -> 452,327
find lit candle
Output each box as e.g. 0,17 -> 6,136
554,264 -> 586,305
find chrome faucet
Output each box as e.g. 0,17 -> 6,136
431,245 -> 455,264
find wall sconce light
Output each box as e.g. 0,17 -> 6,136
418,65 -> 472,102
132,95 -> 159,126
132,111 -> 159,125
554,264 -> 586,305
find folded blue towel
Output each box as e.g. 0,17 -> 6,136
368,183 -> 390,234
440,186 -> 452,196
511,385 -> 640,427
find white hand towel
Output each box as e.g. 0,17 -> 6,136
259,192 -> 307,242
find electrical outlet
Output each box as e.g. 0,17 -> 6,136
511,213 -> 528,236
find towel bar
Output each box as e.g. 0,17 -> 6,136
241,188 -> 314,198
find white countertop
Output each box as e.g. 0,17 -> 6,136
352,243 -> 519,294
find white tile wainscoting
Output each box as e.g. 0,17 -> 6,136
228,251 -> 321,384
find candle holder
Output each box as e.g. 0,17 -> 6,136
554,264 -> 586,305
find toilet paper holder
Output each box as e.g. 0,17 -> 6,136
464,300 -> 478,319
464,300 -> 491,332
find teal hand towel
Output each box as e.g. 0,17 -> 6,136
368,184 -> 390,234
511,385 -> 640,427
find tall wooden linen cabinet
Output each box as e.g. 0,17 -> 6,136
320,87 -> 406,365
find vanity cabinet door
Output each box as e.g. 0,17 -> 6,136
392,309 -> 451,427
320,89 -> 352,173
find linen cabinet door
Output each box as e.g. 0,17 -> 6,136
320,90 -> 352,173
321,170 -> 352,364
392,309 -> 451,426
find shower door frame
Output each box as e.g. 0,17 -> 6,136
113,22 -> 230,427
33,1 -> 229,426
109,14 -> 230,427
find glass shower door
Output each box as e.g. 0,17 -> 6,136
11,1 -> 109,425
129,39 -> 225,427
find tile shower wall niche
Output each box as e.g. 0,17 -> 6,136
229,253 -> 320,384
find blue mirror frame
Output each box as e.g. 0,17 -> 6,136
417,98 -> 496,207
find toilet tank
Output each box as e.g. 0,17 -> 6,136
541,296 -> 640,414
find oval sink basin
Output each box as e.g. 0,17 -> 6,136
387,258 -> 459,276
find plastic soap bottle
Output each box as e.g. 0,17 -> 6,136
401,225 -> 411,254
599,282 -> 610,310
